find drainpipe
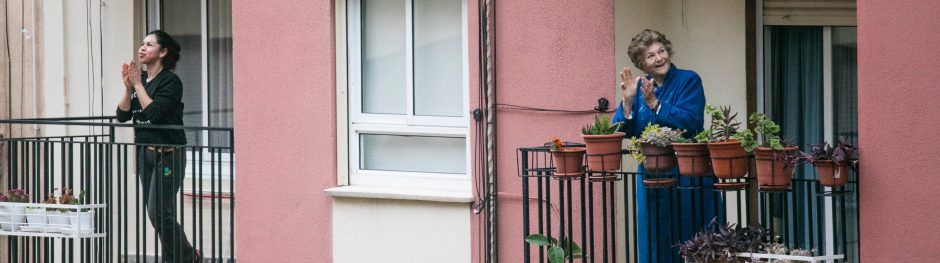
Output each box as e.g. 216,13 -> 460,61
483,0 -> 498,261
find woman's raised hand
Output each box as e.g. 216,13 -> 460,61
620,67 -> 639,101
121,61 -> 134,92
124,60 -> 142,89
639,78 -> 658,110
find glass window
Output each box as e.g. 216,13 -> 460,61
348,0 -> 468,191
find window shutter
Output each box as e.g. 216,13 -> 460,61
763,0 -> 856,26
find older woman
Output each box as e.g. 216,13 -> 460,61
613,29 -> 720,262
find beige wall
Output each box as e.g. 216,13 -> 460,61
333,198 -> 471,263
615,0 -> 747,261
42,0 -> 137,137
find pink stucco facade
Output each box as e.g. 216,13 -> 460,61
857,0 -> 940,261
232,0 -> 335,261
493,0 -> 615,261
229,0 -> 940,261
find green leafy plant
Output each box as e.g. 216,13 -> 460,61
705,104 -> 752,143
524,234 -> 583,263
628,124 -> 685,163
58,187 -> 87,212
581,114 -> 623,135
748,112 -> 784,151
693,129 -> 711,143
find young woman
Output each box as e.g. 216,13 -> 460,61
116,30 -> 200,262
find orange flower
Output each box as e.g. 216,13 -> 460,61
551,136 -> 564,151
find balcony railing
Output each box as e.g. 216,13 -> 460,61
0,117 -> 235,262
517,143 -> 859,263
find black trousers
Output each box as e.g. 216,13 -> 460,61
138,146 -> 195,262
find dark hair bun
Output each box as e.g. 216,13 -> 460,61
148,30 -> 181,70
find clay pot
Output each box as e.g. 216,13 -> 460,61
814,160 -> 850,187
706,140 -> 749,179
754,146 -> 798,190
582,132 -> 625,172
672,142 -> 712,176
640,143 -> 677,173
551,147 -> 586,177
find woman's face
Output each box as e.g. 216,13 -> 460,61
138,34 -> 166,66
641,42 -> 671,79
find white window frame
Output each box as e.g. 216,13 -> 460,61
147,0 -> 235,181
346,0 -> 471,193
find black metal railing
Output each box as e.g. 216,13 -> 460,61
0,117 -> 235,262
517,144 -> 860,263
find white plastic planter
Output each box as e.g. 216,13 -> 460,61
24,207 -> 46,227
68,210 -> 95,234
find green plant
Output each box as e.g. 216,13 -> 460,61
628,124 -> 685,163
581,114 -> 623,135
42,194 -> 57,211
705,104 -> 752,143
524,234 -> 583,263
748,112 -> 784,151
550,137 -> 564,151
693,129 -> 711,143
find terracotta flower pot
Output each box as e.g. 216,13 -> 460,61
640,143 -> 677,173
672,142 -> 712,176
582,132 -> 625,172
706,140 -> 748,179
814,160 -> 850,187
551,147 -> 586,177
754,146 -> 798,190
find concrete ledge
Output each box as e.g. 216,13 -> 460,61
324,185 -> 474,203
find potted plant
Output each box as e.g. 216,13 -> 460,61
672,130 -> 713,177
703,105 -> 752,185
25,194 -> 55,229
745,113 -> 801,190
524,234 -> 582,263
797,138 -> 857,187
60,187 -> 94,233
629,124 -> 684,187
1,189 -> 29,231
549,137 -> 586,177
581,114 -> 624,172
675,218 -> 770,263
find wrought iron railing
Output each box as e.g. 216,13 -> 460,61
0,117 -> 235,262
517,143 -> 859,263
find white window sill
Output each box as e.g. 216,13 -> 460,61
324,185 -> 474,203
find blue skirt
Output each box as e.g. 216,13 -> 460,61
635,166 -> 725,263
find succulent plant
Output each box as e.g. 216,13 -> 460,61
581,114 -> 623,135
628,124 -> 685,163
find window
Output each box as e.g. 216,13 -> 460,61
347,0 -> 470,192
147,0 -> 234,180
763,26 -> 858,261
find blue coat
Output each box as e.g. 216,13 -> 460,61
613,64 -> 705,138
614,64 -> 720,262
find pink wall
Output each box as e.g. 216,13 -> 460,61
857,0 -> 940,261
232,0 -> 335,261
494,0 -> 615,261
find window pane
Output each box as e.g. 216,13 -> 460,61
832,27 -> 857,145
209,0 -> 234,149
361,0 -> 406,114
413,0 -> 463,117
163,0 -> 204,146
360,134 -> 465,174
